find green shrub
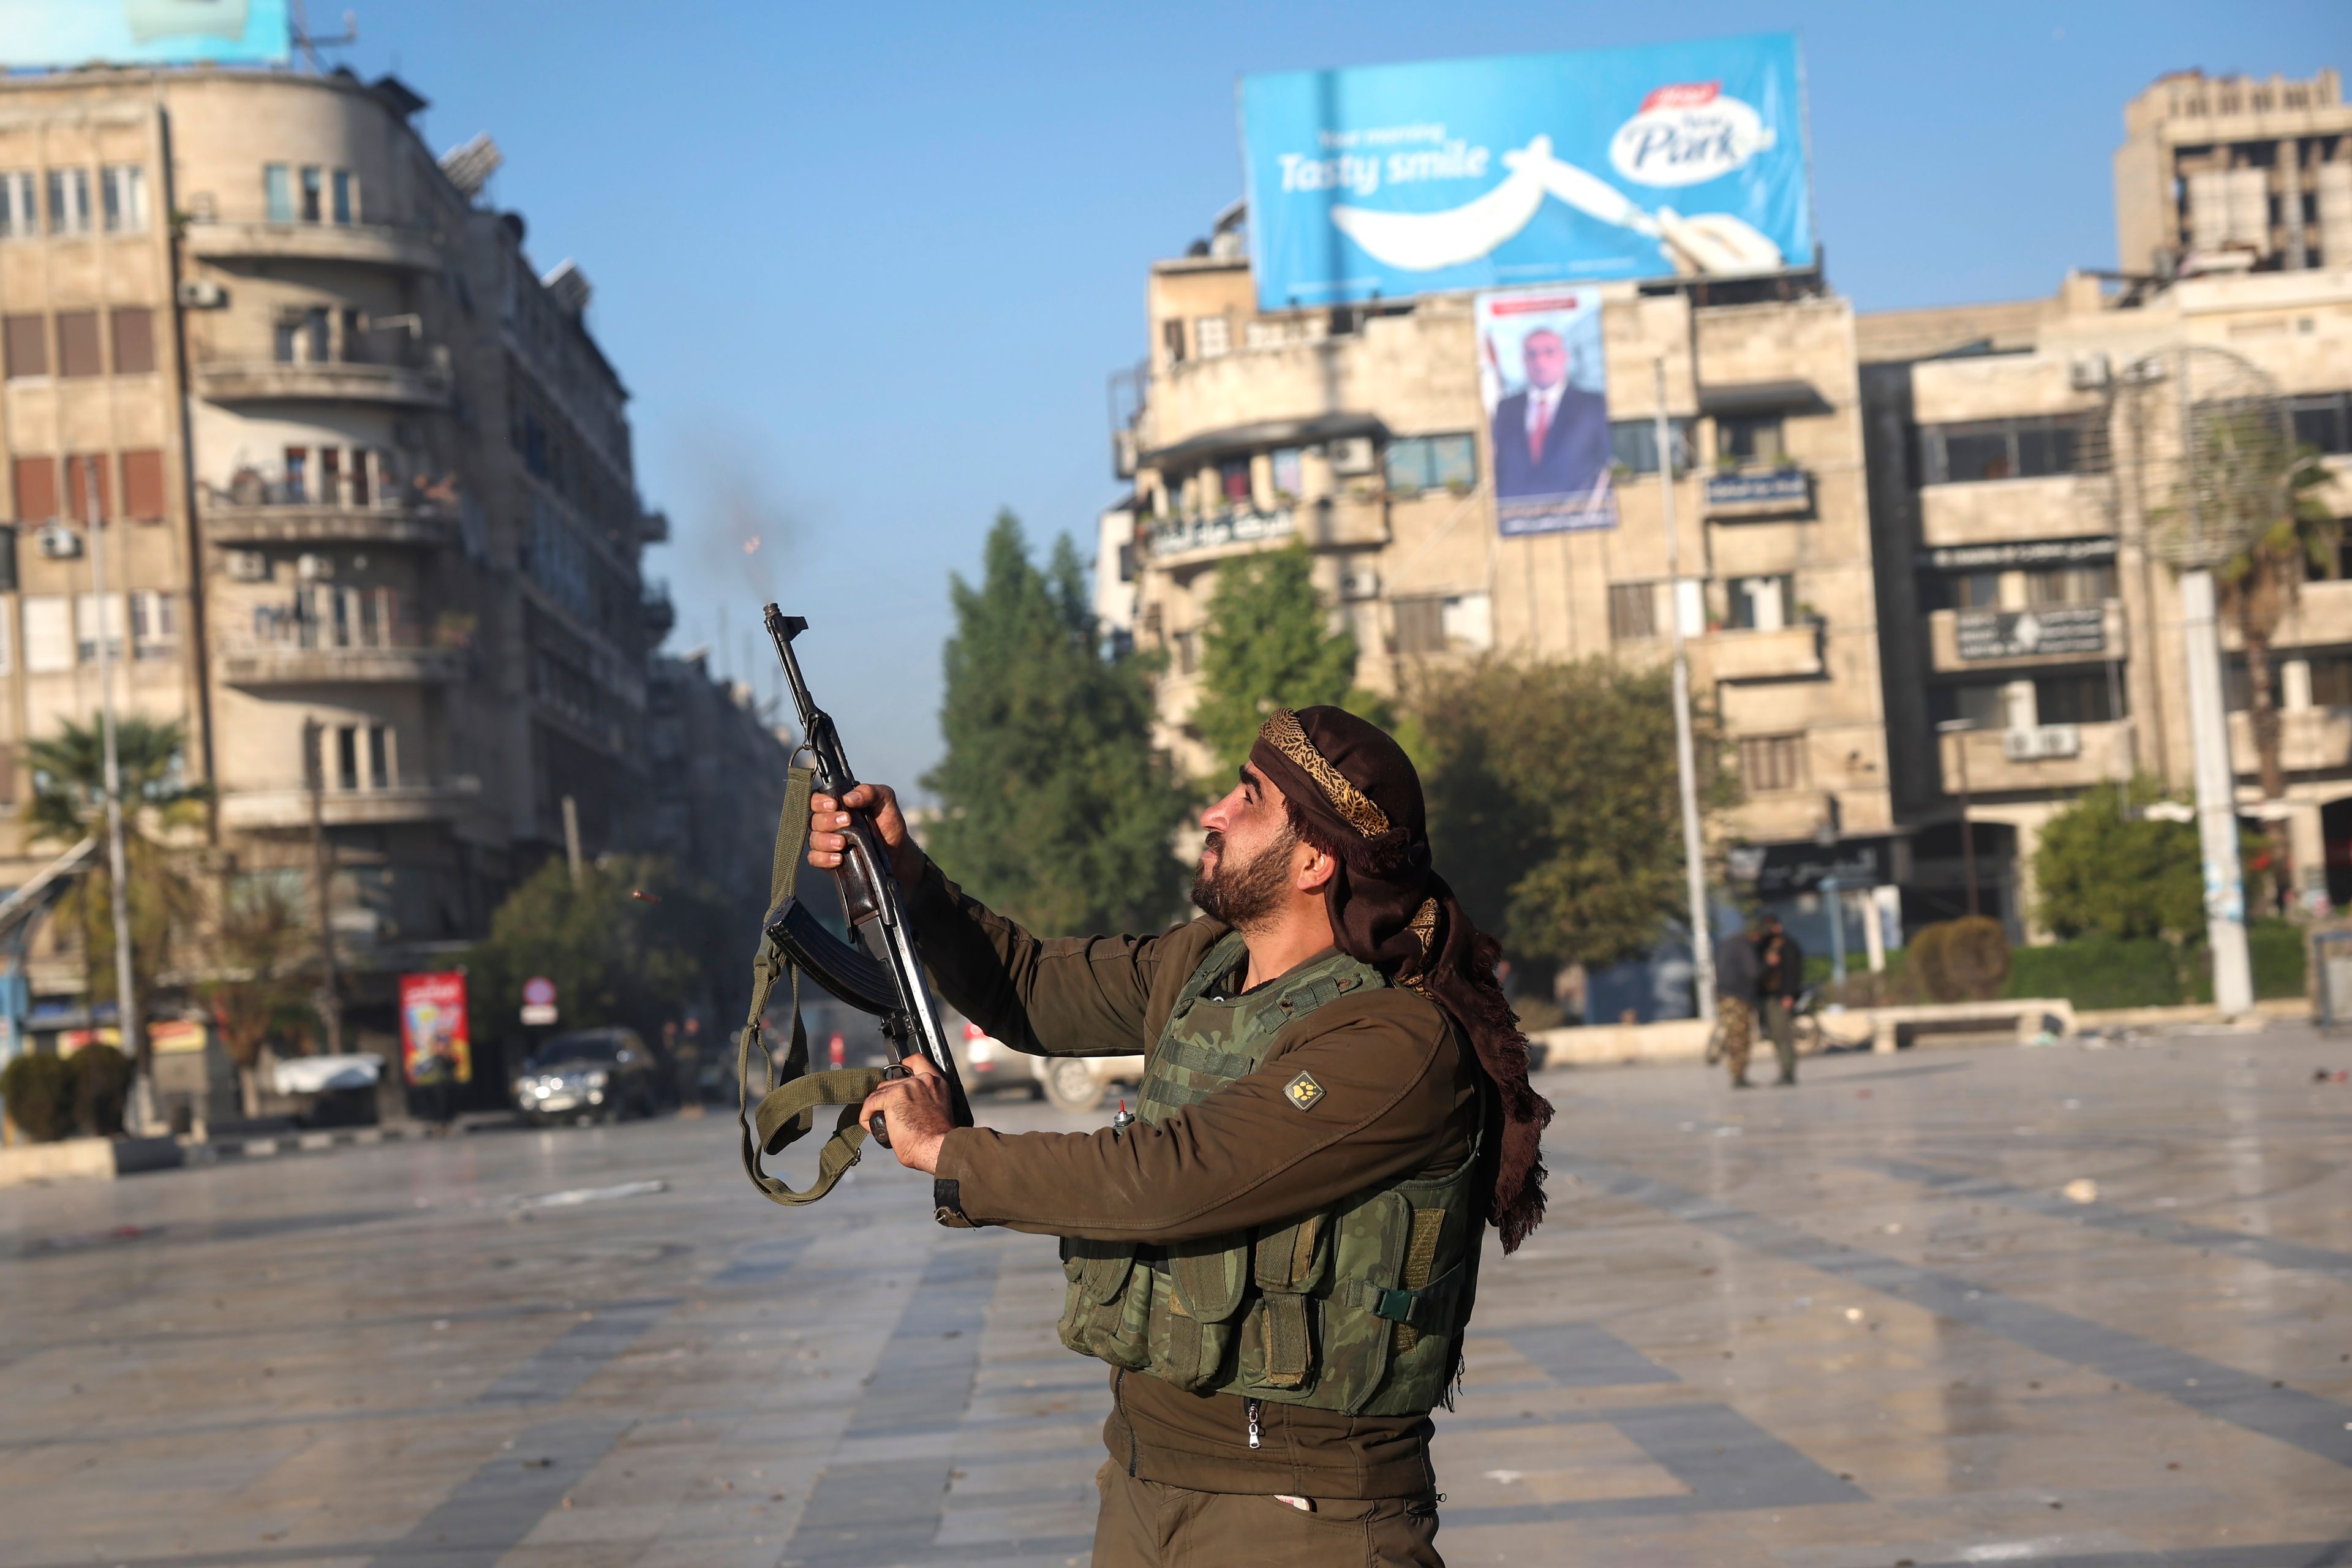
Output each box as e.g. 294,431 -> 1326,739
72,1044 -> 131,1136
0,1052 -> 78,1142
2008,937 -> 2184,1010
2186,921 -> 2309,1003
1913,917 -> 2008,1001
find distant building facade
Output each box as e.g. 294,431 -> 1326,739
0,65 -> 678,1050
2115,68 -> 2352,277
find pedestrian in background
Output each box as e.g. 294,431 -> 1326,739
1757,913 -> 1803,1087
1713,919 -> 1760,1088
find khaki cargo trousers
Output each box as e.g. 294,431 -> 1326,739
1092,1461 -> 1442,1567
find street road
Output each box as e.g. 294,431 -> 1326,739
2,1027 -> 2349,1566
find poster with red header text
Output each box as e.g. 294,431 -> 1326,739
399,971 -> 472,1084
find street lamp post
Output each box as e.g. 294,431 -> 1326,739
1936,719 -> 1980,919
1656,355 -> 1715,1022
80,458 -> 143,1125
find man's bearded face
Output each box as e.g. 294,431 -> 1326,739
1191,821 -> 1298,929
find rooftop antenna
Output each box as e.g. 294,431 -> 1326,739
290,2 -> 359,74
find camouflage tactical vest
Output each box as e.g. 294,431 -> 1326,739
1057,932 -> 1483,1417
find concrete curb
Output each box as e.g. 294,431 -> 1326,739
0,1117 -> 518,1188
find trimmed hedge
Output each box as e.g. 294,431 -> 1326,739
0,1044 -> 130,1142
2188,920 -> 2309,1003
2007,937 -> 2182,1010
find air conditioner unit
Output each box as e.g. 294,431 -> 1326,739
176,278 -> 227,309
37,524 -> 81,559
1340,565 -> 1381,601
296,552 -> 333,581
2068,353 -> 2111,391
224,549 -> 268,582
1326,436 -> 1377,475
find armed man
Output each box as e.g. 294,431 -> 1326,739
807,705 -> 1553,1567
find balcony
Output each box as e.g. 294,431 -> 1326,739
1940,719 -> 2133,794
1146,507 -> 1296,565
222,645 -> 463,685
1918,475 -> 2106,548
196,358 -> 451,409
219,777 -> 483,831
2229,707 -> 2352,776
184,220 -> 440,271
1703,624 -> 1823,682
202,497 -> 456,549
2224,578 -> 2352,652
1703,466 -> 1812,519
1928,600 -> 2123,674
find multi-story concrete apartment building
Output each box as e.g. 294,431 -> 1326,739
2116,67 -> 2352,276
1860,265 -> 2352,929
0,65 -> 673,1046
1105,238 -> 1898,949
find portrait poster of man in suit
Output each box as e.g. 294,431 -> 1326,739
1477,289 -> 1616,534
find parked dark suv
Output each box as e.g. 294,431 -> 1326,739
511,1029 -> 660,1125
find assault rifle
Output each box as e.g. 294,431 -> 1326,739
760,607 -> 974,1145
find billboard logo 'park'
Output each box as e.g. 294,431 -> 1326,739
1611,83 -> 1775,187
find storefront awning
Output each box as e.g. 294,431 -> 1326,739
1697,380 -> 1830,417
1142,413 -> 1389,470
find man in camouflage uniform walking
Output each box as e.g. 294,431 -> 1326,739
812,707 -> 1553,1567
1713,920 -> 1762,1088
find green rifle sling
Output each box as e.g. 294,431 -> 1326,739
734,763 -> 886,1206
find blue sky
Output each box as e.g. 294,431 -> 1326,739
336,1 -> 2340,791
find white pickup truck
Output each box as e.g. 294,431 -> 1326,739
944,1014 -> 1145,1114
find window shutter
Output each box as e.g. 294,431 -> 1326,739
64,454 -> 112,521
56,311 -> 102,378
111,308 -> 155,374
3,314 -> 47,379
121,450 -> 166,520
10,456 -> 58,521
23,597 -> 71,673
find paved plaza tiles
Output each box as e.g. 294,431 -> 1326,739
1,1024 -> 2348,1566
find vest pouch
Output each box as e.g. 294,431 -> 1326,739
1150,1238 -> 1250,1390
1311,1190 -> 1411,1414
1238,1215 -> 1332,1391
1058,1237 -> 1152,1370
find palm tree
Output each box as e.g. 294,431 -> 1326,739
201,879 -> 317,1116
22,716 -> 209,1073
2217,447 -> 2343,911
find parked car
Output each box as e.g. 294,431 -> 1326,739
511,1029 -> 659,1125
942,1009 -> 1144,1113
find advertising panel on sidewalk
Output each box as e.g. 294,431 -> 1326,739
0,0 -> 292,68
1476,288 -> 1615,534
1242,33 -> 1812,309
399,972 -> 471,1085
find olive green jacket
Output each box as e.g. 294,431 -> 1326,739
909,860 -> 1482,1497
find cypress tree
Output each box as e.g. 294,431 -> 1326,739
922,511 -> 1191,935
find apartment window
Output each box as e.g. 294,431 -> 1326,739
1921,416 -> 2094,483
1930,682 -> 2011,729
1384,433 -> 1477,493
64,454 -> 111,521
46,168 -> 91,235
284,448 -> 309,504
1717,413 -> 1785,465
1740,734 -> 1806,793
2310,652 -> 2352,709
340,307 -> 366,362
2287,391 -> 2352,455
300,166 -> 323,223
0,172 -> 35,238
1949,570 -> 2001,610
1171,629 -> 1197,675
2022,564 -> 2116,606
349,448 -> 373,508
1392,592 -> 1492,655
1610,418 -> 1694,477
1609,581 -> 1659,641
11,457 -> 58,521
22,596 -> 71,673
367,724 -> 391,788
1393,596 -> 1446,655
1270,447 -> 1303,500
1727,574 -> 1793,631
3,314 -> 46,378
0,600 -> 12,675
2035,673 -> 2117,725
1216,455 -> 1253,504
130,590 -> 176,658
121,450 -> 165,521
276,309 -> 328,363
110,307 -> 155,374
1161,318 -> 1186,364
100,165 -> 148,233
334,725 -> 360,790
1193,315 -> 1231,358
331,168 -> 355,225
55,311 -> 102,377
264,163 -> 293,222
74,592 -> 127,663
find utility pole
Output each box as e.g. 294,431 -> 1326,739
562,794 -> 583,886
1656,355 -> 1715,1021
1937,719 -> 1980,918
2173,363 -> 2254,1017
83,458 -> 143,1125
302,717 -> 343,1053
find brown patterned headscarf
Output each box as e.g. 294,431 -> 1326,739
1249,706 -> 1554,1252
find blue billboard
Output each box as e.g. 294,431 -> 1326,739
0,0 -> 290,69
1241,34 -> 1812,310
